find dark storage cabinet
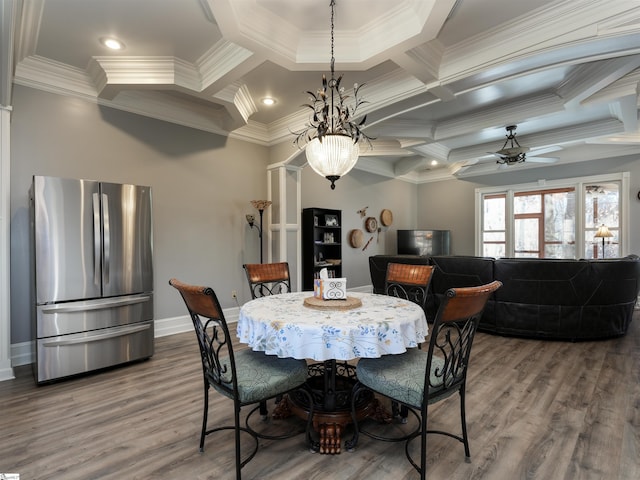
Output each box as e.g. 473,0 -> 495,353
302,208 -> 342,291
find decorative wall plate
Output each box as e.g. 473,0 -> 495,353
365,216 -> 378,232
380,209 -> 393,226
349,229 -> 364,248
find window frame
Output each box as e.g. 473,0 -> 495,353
475,172 -> 629,259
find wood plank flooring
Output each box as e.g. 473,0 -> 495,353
1,312 -> 638,480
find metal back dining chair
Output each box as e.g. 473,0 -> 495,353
169,278 -> 313,480
243,262 -> 292,299
384,262 -> 434,311
384,262 -> 435,418
347,280 -> 502,480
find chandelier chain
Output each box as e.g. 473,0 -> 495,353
329,0 -> 336,132
330,0 -> 335,77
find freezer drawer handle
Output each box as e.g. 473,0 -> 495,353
41,295 -> 152,314
42,323 -> 151,347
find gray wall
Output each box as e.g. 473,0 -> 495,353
301,167 -> 418,288
10,86 -> 270,343
416,179 -> 479,255
10,86 -> 640,345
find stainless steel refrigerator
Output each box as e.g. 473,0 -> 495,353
30,175 -> 154,383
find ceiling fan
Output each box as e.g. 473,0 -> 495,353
490,125 -> 559,167
492,125 -> 528,164
453,125 -> 560,177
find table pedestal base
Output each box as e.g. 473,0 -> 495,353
286,360 -> 390,454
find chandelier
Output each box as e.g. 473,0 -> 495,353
293,0 -> 373,190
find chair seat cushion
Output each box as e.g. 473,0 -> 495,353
356,349 -> 449,409
215,349 -> 308,404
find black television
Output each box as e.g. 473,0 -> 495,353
397,230 -> 450,256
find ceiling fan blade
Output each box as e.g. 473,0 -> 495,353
528,145 -> 562,156
526,156 -> 559,163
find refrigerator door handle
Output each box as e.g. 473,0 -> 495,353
93,192 -> 101,287
40,294 -> 152,314
42,323 -> 152,347
102,192 -> 110,283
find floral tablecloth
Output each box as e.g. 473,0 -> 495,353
237,291 -> 427,361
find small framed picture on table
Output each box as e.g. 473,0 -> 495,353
325,214 -> 339,227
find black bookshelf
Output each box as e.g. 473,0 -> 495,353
301,208 -> 342,291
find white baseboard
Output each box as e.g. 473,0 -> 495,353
154,306 -> 240,338
0,360 -> 15,381
8,287 -> 372,370
8,306 -> 243,368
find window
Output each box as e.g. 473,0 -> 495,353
477,173 -> 628,259
584,183 -> 620,259
482,194 -> 506,258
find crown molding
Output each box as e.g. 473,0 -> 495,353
353,156 -> 397,179
90,56 -> 200,100
440,1 -> 640,84
229,120 -> 271,146
211,0 -> 451,70
14,0 -> 42,63
107,90 -> 231,136
408,142 -> 451,162
197,39 -> 256,91
1,0 -> 16,106
436,93 -> 565,140
15,55 -> 98,98
584,69 -> 640,105
558,56 -> 640,107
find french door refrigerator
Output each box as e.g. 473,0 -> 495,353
30,175 -> 154,383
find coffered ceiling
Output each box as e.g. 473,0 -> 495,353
4,0 -> 640,183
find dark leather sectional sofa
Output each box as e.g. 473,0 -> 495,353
369,254 -> 640,340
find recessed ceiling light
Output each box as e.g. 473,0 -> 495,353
261,97 -> 276,106
100,37 -> 125,50
430,160 -> 438,166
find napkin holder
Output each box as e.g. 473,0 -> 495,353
314,268 -> 347,300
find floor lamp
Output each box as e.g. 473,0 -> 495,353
246,200 -> 272,263
594,224 -> 613,258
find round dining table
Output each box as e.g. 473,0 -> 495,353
237,291 -> 428,454
237,291 -> 428,361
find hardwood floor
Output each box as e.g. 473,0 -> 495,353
1,312 -> 638,480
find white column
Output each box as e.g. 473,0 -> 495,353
0,105 -> 14,381
0,0 -> 16,381
267,164 -> 302,290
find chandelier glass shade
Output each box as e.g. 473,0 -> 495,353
305,135 -> 360,189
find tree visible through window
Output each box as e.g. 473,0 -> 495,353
513,188 -> 575,258
482,194 -> 505,258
